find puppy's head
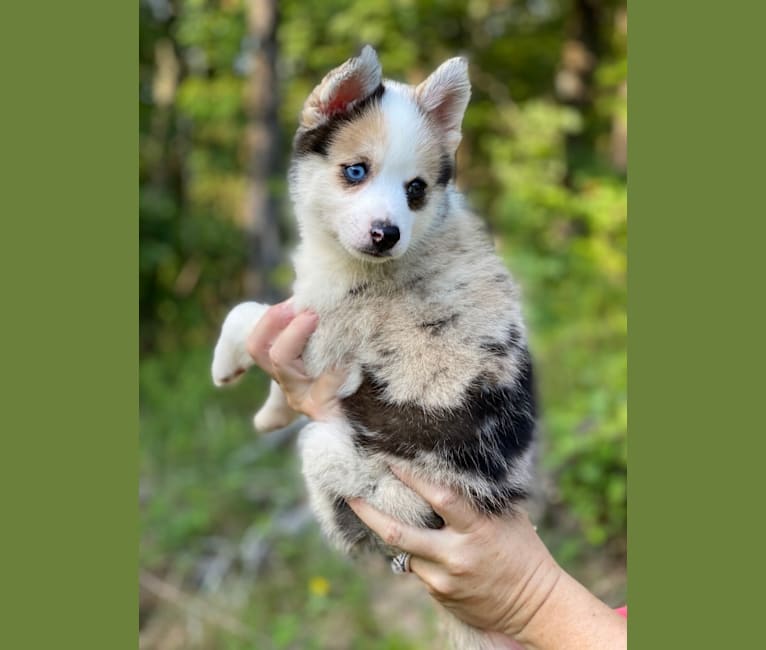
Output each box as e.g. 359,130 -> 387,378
290,46 -> 471,263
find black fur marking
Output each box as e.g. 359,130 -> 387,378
400,271 -> 436,298
379,347 -> 396,358
342,355 -> 536,513
466,482 -> 529,511
436,154 -> 454,186
424,510 -> 445,529
333,497 -> 370,547
418,313 -> 458,335
407,195 -> 427,211
293,84 -> 385,157
431,367 -> 448,382
348,282 -> 370,297
493,273 -> 508,284
480,324 -> 523,357
507,325 -> 522,348
403,274 -> 425,290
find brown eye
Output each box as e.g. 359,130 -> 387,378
406,178 -> 427,199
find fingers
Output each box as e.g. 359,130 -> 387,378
269,312 -> 319,402
347,498 -> 442,562
408,555 -> 456,597
295,366 -> 349,421
246,302 -> 348,421
389,465 -> 479,533
311,366 -> 349,401
246,300 -> 296,374
269,310 -> 319,374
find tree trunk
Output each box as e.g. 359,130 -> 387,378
243,0 -> 281,302
610,8 -> 627,174
555,0 -> 602,187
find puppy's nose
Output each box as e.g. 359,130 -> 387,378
370,221 -> 400,252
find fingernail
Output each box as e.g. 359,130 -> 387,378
282,298 -> 296,316
274,300 -> 295,322
302,310 -> 319,324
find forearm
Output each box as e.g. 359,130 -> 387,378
511,568 -> 627,650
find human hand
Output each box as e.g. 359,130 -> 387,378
348,468 -> 626,650
245,300 -> 347,422
347,467 -> 558,642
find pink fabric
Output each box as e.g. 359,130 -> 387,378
615,606 -> 627,618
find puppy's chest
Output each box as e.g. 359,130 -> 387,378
303,285 -> 504,409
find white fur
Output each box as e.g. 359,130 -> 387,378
416,57 -> 471,151
211,302 -> 268,386
253,379 -> 295,432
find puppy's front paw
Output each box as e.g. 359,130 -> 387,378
212,302 -> 269,386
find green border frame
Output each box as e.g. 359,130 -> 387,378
2,2 -> 137,648
630,2 -> 766,646
3,1 -> 765,647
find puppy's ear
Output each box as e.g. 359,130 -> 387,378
300,46 -> 382,130
416,57 -> 471,151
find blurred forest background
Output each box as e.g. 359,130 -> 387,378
139,0 -> 627,648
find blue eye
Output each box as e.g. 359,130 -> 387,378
343,163 -> 368,183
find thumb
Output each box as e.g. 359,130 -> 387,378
315,366 -> 350,396
305,366 -> 350,421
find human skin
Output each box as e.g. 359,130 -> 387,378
246,301 -> 627,650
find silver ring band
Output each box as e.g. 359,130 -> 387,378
390,551 -> 412,574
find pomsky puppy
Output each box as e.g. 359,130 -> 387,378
212,46 -> 537,650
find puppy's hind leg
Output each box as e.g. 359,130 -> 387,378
299,420 -> 371,499
298,421 -> 375,551
253,379 -> 299,432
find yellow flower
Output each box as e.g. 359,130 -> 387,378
308,576 -> 330,597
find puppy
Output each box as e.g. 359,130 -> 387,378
212,46 -> 537,650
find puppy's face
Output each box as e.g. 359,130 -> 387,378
289,46 -> 471,262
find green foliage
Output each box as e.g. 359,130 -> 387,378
139,188 -> 247,353
141,348 -> 265,559
486,99 -> 627,547
140,0 -> 627,644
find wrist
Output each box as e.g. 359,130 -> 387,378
501,555 -> 564,642
511,570 -> 627,650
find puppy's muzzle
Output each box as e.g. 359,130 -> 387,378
369,221 -> 400,253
